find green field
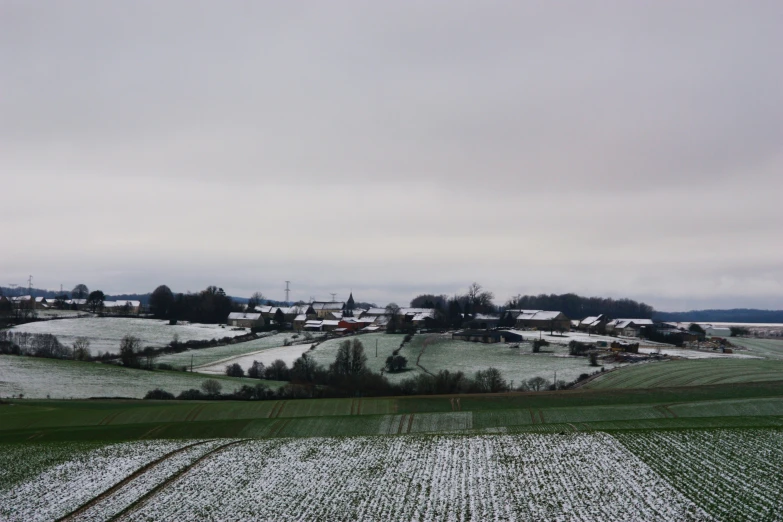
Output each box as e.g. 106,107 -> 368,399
2,379 -> 782,443
728,337 -> 783,360
585,359 -> 783,389
0,355 -> 285,399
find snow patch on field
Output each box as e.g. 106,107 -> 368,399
11,318 -> 246,354
195,344 -> 313,375
70,440 -> 231,522
114,434 -> 708,521
637,346 -> 760,359
0,440 -> 192,521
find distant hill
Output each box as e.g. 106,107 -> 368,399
653,309 -> 783,323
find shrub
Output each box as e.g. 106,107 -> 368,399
385,354 -> 408,372
201,379 -> 223,396
177,388 -> 203,400
144,388 -> 175,400
225,363 -> 245,377
532,339 -> 549,353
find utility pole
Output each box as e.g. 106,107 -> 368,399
28,275 -> 33,296
285,281 -> 291,303
554,370 -> 557,390
330,293 -> 337,302
191,354 -> 193,373
376,339 -> 378,357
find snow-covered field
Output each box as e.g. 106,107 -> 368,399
502,329 -> 667,347
156,332 -> 303,369
0,440 -> 193,521
637,346 -> 760,359
30,309 -> 92,319
0,355 -> 271,399
407,334 -> 624,386
10,318 -> 247,354
2,429 -> 779,521
308,333 -> 406,373
195,344 -> 314,375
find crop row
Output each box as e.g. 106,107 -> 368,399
615,429 -> 783,521
117,433 -> 708,521
71,439 -> 232,522
0,440 -> 195,521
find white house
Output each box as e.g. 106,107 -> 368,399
227,312 -> 264,328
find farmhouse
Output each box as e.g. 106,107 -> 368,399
293,314 -> 308,331
321,319 -> 341,332
227,312 -> 265,328
338,318 -> 363,332
606,318 -> 654,337
705,325 -> 732,337
103,300 -> 142,315
304,319 -> 323,331
579,315 -> 609,332
509,310 -> 571,331
463,313 -> 501,330
310,301 -> 345,319
65,298 -> 87,310
452,330 -> 524,344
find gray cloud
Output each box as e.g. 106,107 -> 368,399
2,1 -> 782,311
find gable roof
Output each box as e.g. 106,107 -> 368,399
310,301 -> 345,311
580,315 -> 604,326
362,308 -> 388,316
227,312 -> 262,321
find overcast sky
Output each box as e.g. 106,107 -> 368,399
2,1 -> 782,311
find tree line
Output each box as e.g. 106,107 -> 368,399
146,338 -> 599,401
149,285 -> 239,324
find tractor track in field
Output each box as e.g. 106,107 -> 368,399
184,404 -> 207,422
98,411 -> 123,426
56,440 -> 213,522
110,439 -> 249,521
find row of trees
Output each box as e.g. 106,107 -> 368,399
505,293 -> 655,320
409,288 -> 656,322
0,331 -> 92,361
208,339 -> 583,399
149,285 -> 238,324
410,283 -> 497,316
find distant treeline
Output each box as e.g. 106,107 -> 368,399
505,293 -> 655,320
653,309 -> 783,324
0,286 -> 153,305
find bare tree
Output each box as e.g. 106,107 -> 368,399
72,284 -> 89,300
527,376 -> 551,392
119,335 -> 142,367
72,337 -> 91,361
201,379 -> 223,396
466,282 -> 495,314
385,303 -> 401,333
247,291 -> 265,310
474,367 -> 509,393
